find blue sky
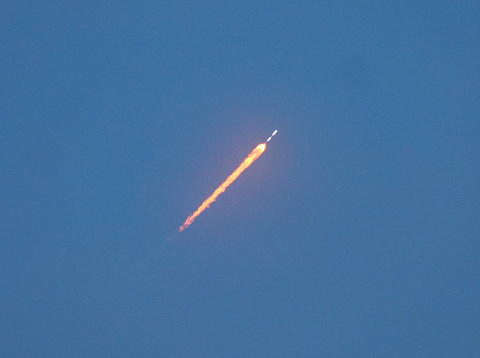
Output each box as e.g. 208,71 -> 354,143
1,1 -> 479,356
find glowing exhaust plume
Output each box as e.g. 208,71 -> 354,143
179,143 -> 266,232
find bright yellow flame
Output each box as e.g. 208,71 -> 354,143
179,143 -> 266,232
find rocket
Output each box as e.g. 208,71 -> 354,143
266,130 -> 277,142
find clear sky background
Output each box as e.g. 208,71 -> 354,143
1,1 -> 479,357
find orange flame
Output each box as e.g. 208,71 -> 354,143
179,143 -> 266,232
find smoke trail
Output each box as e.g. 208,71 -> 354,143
179,143 -> 266,232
